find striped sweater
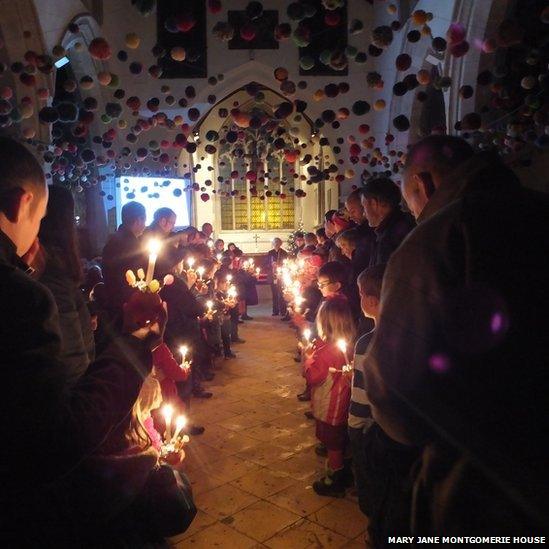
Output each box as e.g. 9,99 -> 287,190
348,329 -> 375,430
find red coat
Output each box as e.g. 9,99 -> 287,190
304,340 -> 350,426
152,343 -> 189,406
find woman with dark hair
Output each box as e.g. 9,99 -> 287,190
38,185 -> 95,385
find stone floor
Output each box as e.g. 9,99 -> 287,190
169,288 -> 368,548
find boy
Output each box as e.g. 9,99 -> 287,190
351,265 -> 419,547
317,261 -> 348,300
349,264 -> 385,515
213,271 -> 237,359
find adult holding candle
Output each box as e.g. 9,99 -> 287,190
101,201 -> 147,340
0,137 -> 173,545
157,253 -> 214,402
142,207 -> 186,271
267,237 -> 289,317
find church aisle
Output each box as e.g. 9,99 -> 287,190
169,296 -> 368,548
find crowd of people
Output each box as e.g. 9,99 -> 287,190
0,135 -> 263,546
269,135 -> 549,544
1,133 -> 547,546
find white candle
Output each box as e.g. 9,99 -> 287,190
206,300 -> 213,313
336,338 -> 351,366
162,403 -> 174,441
179,345 -> 188,364
187,256 -> 195,269
170,415 -> 188,444
226,274 -> 233,282
145,239 -> 162,284
216,253 -> 223,261
196,266 -> 205,280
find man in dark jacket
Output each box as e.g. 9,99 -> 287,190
0,137 -> 166,544
267,237 -> 289,316
360,177 -> 415,266
364,135 -> 549,536
142,207 -> 186,274
102,200 -> 146,314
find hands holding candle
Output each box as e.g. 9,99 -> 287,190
160,405 -> 190,464
179,345 -> 191,371
204,300 -> 216,320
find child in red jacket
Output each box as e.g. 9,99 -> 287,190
303,297 -> 356,497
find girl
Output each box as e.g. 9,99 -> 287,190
303,297 -> 356,497
127,372 -> 164,454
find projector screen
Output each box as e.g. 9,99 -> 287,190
117,177 -> 191,227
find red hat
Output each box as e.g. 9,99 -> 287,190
330,211 -> 352,232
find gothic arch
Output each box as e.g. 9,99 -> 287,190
186,82 -> 338,244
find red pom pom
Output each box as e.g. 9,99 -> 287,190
89,37 -> 111,60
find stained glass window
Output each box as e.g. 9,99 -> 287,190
218,155 -> 295,231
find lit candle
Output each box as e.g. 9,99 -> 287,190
206,300 -> 213,313
226,274 -> 233,283
207,240 -> 214,249
336,338 -> 351,366
216,253 -> 223,262
303,328 -> 311,345
162,403 -> 174,441
187,256 -> 195,270
255,267 -> 260,276
196,266 -> 205,280
145,239 -> 162,284
227,286 -> 237,299
170,415 -> 188,444
179,345 -> 188,364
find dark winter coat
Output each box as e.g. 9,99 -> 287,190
369,208 -> 415,267
0,229 -> 152,544
102,224 -> 144,313
40,246 -> 95,385
160,275 -> 205,353
364,152 -> 549,535
266,248 -> 289,283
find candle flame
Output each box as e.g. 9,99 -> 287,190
303,328 -> 311,341
187,257 -> 195,268
226,274 -> 233,282
337,339 -> 347,354
162,403 -> 174,422
179,345 -> 188,358
175,415 -> 187,430
147,238 -> 162,255
197,266 -> 205,276
206,300 -> 213,309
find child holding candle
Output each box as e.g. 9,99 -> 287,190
213,271 -> 237,359
303,298 -> 356,497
